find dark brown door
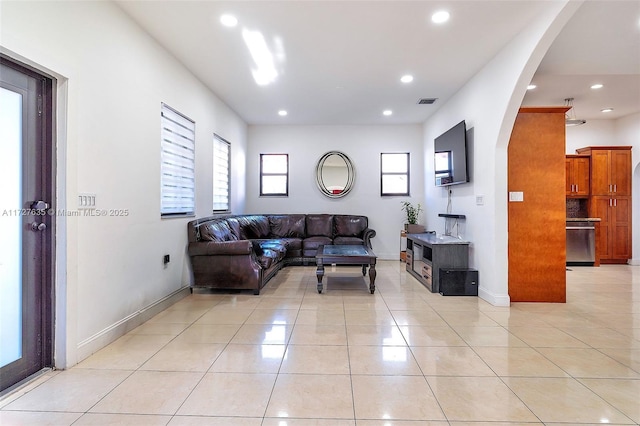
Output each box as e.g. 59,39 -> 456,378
0,58 -> 53,393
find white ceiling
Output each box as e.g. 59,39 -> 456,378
522,0 -> 640,121
115,0 -> 640,125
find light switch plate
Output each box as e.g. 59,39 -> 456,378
78,193 -> 97,209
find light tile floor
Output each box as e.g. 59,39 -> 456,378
1,261 -> 640,425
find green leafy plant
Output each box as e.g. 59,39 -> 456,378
401,201 -> 423,225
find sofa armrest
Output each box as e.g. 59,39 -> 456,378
363,228 -> 376,249
188,240 -> 253,256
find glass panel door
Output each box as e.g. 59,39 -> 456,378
0,58 -> 53,393
0,87 -> 23,369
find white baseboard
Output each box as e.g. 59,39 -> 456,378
76,286 -> 190,363
628,258 -> 640,266
478,287 -> 510,307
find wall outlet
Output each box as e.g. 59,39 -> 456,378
475,195 -> 484,205
509,191 -> 524,202
163,254 -> 170,264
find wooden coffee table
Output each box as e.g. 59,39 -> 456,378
316,245 -> 377,294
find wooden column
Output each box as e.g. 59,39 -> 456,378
508,107 -> 569,302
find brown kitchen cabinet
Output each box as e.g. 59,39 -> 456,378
576,146 -> 632,263
577,147 -> 631,196
590,196 -> 632,261
565,155 -> 590,197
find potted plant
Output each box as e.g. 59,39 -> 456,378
401,201 -> 425,233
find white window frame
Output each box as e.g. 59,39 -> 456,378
260,153 -> 289,196
380,152 -> 410,196
160,103 -> 195,216
213,134 -> 231,212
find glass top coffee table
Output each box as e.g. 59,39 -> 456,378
315,245 -> 377,294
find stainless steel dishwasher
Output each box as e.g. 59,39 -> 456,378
566,221 -> 595,265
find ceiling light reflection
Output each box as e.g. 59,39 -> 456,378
382,346 -> 408,362
601,108 -> 614,113
591,83 -> 604,89
263,321 -> 286,345
527,84 -> 537,90
243,28 -> 278,85
261,344 -> 286,360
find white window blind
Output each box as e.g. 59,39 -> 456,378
213,134 -> 230,212
161,103 -> 195,216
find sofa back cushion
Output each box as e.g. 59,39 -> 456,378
236,215 -> 270,239
306,214 -> 334,237
268,215 -> 306,238
334,215 -> 367,237
200,220 -> 237,242
226,217 -> 241,239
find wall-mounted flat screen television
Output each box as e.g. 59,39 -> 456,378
434,120 -> 469,187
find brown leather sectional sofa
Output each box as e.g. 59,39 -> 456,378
187,214 -> 376,294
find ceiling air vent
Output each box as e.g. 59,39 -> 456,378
417,98 -> 438,105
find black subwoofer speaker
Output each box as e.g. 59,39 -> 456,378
439,268 -> 478,296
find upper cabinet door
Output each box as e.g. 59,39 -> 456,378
590,150 -> 611,195
610,149 -> 631,196
565,156 -> 590,197
582,147 -> 632,196
574,157 -> 590,196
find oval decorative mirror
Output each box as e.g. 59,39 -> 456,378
315,151 -> 355,198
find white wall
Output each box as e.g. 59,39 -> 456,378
566,120 -> 616,151
422,1 -> 580,306
1,1 -> 248,367
246,125 -> 424,260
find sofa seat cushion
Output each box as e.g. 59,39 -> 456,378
257,248 -> 279,269
269,215 -> 306,238
333,236 -> 364,246
305,214 -> 334,237
302,236 -> 332,256
272,238 -> 302,257
254,240 -> 288,261
334,215 -> 367,237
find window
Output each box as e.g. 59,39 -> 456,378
160,103 -> 195,216
260,154 -> 288,196
213,134 -> 230,212
381,152 -> 410,196
434,151 -> 453,183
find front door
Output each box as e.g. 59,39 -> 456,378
0,58 -> 54,393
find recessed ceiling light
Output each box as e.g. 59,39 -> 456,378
220,14 -> 238,27
278,110 -> 288,116
431,11 -> 450,24
527,84 -> 537,90
591,83 -> 604,89
400,75 -> 414,83
383,110 -> 393,116
601,108 -> 614,113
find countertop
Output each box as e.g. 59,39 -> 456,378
407,233 -> 470,245
566,218 -> 601,222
